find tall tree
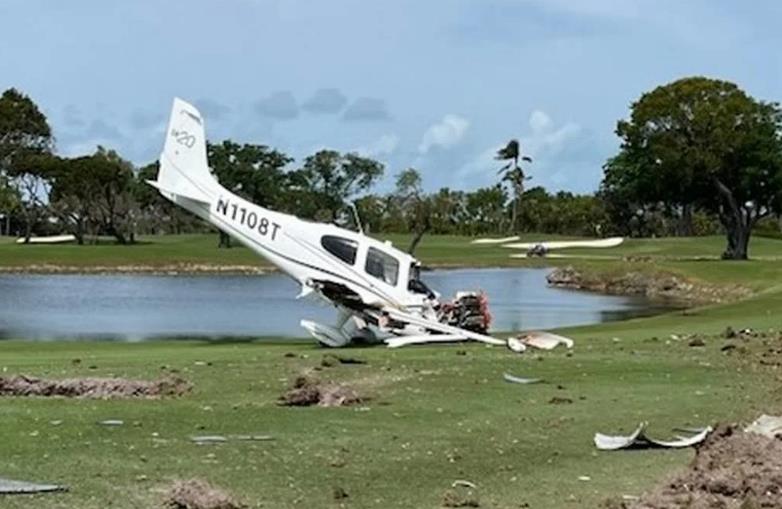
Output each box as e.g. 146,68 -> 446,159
612,77 -> 782,259
353,194 -> 386,234
0,174 -> 19,235
392,168 -> 431,254
495,139 -> 532,233
428,188 -> 465,234
464,185 -> 507,235
38,154 -> 90,244
293,150 -> 384,223
0,88 -> 54,241
207,140 -> 292,247
46,148 -> 137,244
89,148 -> 137,244
134,162 -> 201,235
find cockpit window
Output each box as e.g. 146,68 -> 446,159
365,247 -> 399,286
321,235 -> 358,265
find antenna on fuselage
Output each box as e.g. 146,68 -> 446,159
348,201 -> 364,235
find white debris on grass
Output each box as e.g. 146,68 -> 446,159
594,422 -> 712,450
0,478 -> 66,494
745,415 -> 782,438
503,373 -> 542,385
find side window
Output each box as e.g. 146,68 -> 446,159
321,236 -> 358,265
365,247 -> 399,286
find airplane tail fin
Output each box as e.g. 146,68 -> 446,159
149,98 -> 217,203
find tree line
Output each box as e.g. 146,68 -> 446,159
2,76 -> 781,258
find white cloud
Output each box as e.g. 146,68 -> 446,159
354,134 -> 399,158
521,110 -> 581,159
456,109 -> 582,188
529,110 -> 553,133
418,114 -> 469,154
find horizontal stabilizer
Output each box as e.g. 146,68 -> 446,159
146,177 -> 209,204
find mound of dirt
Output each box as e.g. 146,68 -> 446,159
165,479 -> 244,509
320,354 -> 367,367
624,424 -> 782,508
278,375 -> 362,407
0,375 -> 191,399
442,488 -> 480,507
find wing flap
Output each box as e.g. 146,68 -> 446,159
382,307 -> 506,347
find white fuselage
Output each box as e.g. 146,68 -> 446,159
169,184 -> 429,312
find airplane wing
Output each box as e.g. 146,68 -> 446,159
381,306 -> 507,347
385,334 -> 464,348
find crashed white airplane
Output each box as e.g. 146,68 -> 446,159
150,98 -> 508,349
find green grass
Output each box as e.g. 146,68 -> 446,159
3,234 -> 782,508
4,232 -> 782,270
0,234 -> 266,268
2,333 -> 780,508
0,233 -> 574,269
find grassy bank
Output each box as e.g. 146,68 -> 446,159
3,235 -> 782,507
0,233 -> 541,270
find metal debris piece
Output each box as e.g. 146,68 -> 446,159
503,373 -> 542,385
516,331 -> 575,350
594,422 -> 712,450
98,419 -> 124,426
506,337 -> 527,353
0,478 -> 67,494
191,434 -> 274,444
745,415 -> 782,438
190,435 -> 227,444
231,435 -> 274,441
451,480 -> 476,489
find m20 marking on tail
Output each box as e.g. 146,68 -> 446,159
171,128 -> 196,148
215,197 -> 281,240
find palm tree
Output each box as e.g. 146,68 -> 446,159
496,139 -> 532,233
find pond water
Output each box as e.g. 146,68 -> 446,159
0,268 -> 670,341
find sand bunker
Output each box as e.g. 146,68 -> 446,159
165,479 -> 244,509
622,424 -> 782,508
278,375 -> 363,407
0,375 -> 191,399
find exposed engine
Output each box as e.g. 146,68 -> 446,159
438,291 -> 492,334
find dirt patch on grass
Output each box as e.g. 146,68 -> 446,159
164,479 -> 244,509
278,375 -> 363,407
320,354 -> 367,367
442,488 -> 480,507
0,375 -> 191,399
547,266 -> 750,305
619,424 -> 782,508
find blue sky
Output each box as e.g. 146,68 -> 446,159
1,0 -> 780,193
